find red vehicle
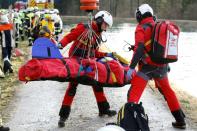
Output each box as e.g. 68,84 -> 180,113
14,1 -> 27,11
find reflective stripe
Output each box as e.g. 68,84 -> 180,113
145,53 -> 149,57
1,31 -> 6,47
111,72 -> 117,83
137,71 -> 150,81
122,104 -> 125,119
144,39 -> 151,46
11,30 -> 15,47
144,39 -> 151,58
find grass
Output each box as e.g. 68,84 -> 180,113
0,41 -> 29,122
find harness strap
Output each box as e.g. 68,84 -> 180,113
47,47 -> 51,57
142,23 -> 155,58
123,70 -> 127,84
103,63 -> 111,84
60,59 -> 71,78
73,47 -> 95,58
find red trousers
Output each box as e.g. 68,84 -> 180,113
128,73 -> 181,112
62,81 -> 108,106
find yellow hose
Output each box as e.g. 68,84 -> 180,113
113,52 -> 130,65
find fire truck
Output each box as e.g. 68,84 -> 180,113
28,0 -> 54,9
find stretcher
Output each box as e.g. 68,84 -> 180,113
18,38 -> 133,87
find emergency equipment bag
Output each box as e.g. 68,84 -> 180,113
32,37 -> 62,59
145,21 -> 180,64
117,102 -> 150,131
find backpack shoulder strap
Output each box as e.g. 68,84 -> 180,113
142,23 -> 153,31
142,23 -> 154,46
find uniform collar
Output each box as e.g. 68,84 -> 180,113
92,21 -> 100,33
140,17 -> 154,24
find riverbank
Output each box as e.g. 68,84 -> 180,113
61,16 -> 197,32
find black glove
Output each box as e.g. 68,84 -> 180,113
167,65 -> 170,72
128,45 -> 135,51
57,43 -> 63,49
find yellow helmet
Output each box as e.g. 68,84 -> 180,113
39,26 -> 51,38
45,15 -> 52,21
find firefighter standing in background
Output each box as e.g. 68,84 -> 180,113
0,14 -> 14,74
13,12 -> 21,48
18,10 -> 25,41
126,4 -> 186,129
25,7 -> 34,46
51,9 -> 62,41
31,11 -> 42,43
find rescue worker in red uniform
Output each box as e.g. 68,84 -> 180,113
127,4 -> 186,129
57,11 -> 117,127
0,14 -> 14,74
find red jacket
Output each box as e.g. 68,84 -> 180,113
60,22 -> 107,58
130,17 -> 165,69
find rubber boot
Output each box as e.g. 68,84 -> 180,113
171,109 -> 186,129
98,102 -> 117,117
0,126 -> 10,131
58,105 -> 71,128
3,60 -> 13,74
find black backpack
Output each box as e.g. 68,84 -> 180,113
117,102 -> 150,131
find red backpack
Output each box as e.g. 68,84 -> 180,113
145,21 -> 180,64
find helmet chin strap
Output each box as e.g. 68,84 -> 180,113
136,8 -> 142,23
95,16 -> 104,32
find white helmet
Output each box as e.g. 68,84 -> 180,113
95,10 -> 113,27
27,7 -> 33,12
137,4 -> 153,16
135,4 -> 153,22
44,9 -> 50,14
97,125 -> 125,131
0,15 -> 9,23
53,9 -> 59,14
34,6 -> 39,11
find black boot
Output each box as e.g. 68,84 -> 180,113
99,109 -> 117,117
3,60 -> 13,74
58,105 -> 71,128
172,109 -> 186,129
98,102 -> 117,117
0,126 -> 10,131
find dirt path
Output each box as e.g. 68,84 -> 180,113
3,80 -> 196,131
